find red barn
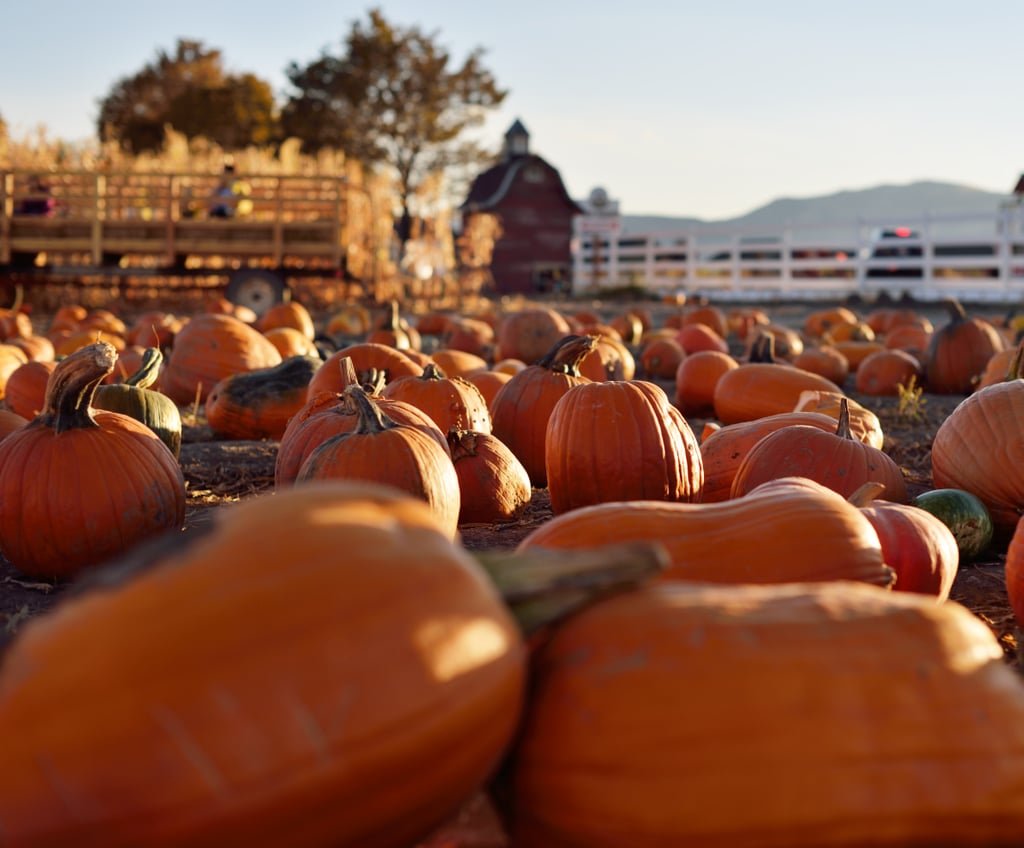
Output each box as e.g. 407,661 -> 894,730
459,119 -> 582,295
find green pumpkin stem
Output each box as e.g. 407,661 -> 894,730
476,541 -> 669,638
124,347 -> 163,389
37,342 -> 117,434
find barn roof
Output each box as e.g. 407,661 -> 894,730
460,154 -> 583,213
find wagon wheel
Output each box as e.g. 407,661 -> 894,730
225,269 -> 290,317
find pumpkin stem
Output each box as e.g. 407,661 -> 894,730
476,541 -> 670,639
943,297 -> 968,325
536,334 -> 597,376
36,342 -> 117,434
344,384 -> 398,436
447,427 -> 478,461
124,347 -> 163,389
421,362 -> 447,381
338,355 -> 359,390
835,396 -> 854,440
748,332 -> 776,363
847,480 -> 887,507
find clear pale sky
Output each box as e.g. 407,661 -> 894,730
3,0 -> 1022,220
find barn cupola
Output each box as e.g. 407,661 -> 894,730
503,119 -> 530,160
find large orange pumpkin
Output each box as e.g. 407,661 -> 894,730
0,482 -> 526,847
508,579 -> 1024,846
0,342 -> 185,579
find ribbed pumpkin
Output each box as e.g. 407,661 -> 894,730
578,334 -> 635,382
93,347 -> 183,459
205,354 -> 321,441
381,362 -> 492,435
296,386 -> 461,538
0,481 -> 526,848
699,411 -> 845,503
731,397 -> 909,503
490,334 -> 595,487
793,389 -> 885,449
1004,514 -> 1024,627
448,428 -> 533,524
931,351 -> 1024,536
161,313 -> 283,405
925,298 -> 1005,394
519,476 -> 893,588
545,380 -> 703,515
0,342 -> 185,579
275,358 -> 448,488
507,579 -> 1024,846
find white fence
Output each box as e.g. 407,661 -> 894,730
571,207 -> 1024,303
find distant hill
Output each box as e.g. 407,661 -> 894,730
622,181 -> 1012,241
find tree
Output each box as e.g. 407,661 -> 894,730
281,8 -> 507,241
97,40 -> 279,154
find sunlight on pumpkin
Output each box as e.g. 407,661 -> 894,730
413,616 -> 512,683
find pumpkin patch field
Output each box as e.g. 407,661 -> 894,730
2,291 -> 1024,847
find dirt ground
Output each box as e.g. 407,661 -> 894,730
0,293 -> 1018,846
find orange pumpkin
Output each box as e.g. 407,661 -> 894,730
296,386 -> 461,538
448,428 -> 533,524
854,348 -> 922,396
731,398 -> 909,503
306,343 -> 423,400
639,336 -> 686,380
792,343 -> 850,387
673,350 -> 739,417
3,359 -> 57,419
712,358 -> 843,425
380,362 -> 492,435
0,481 -> 526,847
490,334 -> 595,487
925,298 -> 1005,394
257,299 -> 316,341
545,380 -> 703,515
161,313 -> 283,406
496,307 -> 572,363
508,579 -> 1024,846
0,342 -> 185,578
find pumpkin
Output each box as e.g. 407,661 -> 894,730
275,357 -> 448,488
914,488 -> 994,563
731,397 -> 909,503
681,303 -> 729,339
464,368 -> 513,409
0,343 -> 29,401
793,389 -> 885,449
931,354 -> 1024,536
853,348 -> 923,396
0,481 -> 526,848
161,313 -> 282,405
262,325 -> 319,359
257,299 -> 316,341
830,338 -> 886,371
490,334 -> 595,487
496,307 -> 573,363
638,336 -> 686,379
205,354 -> 322,441
0,342 -> 185,579
3,359 -> 56,419
712,355 -> 843,425
508,579 -> 1024,846
803,305 -> 859,338
93,347 -> 183,459
792,343 -> 850,386
545,380 -> 703,515
519,476 -> 893,588
1005,514 -> 1024,628
444,317 -> 495,358
925,297 -> 1005,394
296,386 -> 461,538
380,362 -> 492,435
448,428 -> 533,524
6,333 -> 56,363
430,348 -> 489,377
578,334 -> 635,382
699,411 -> 845,503
0,408 -> 28,440
306,343 -> 423,399
673,349 -> 739,417
126,309 -> 185,349
851,483 -> 959,600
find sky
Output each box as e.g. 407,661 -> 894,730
3,0 -> 1023,220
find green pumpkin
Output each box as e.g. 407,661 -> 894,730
913,488 -> 993,563
93,347 -> 182,459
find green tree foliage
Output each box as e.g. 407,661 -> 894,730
281,8 -> 507,238
97,40 -> 279,154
